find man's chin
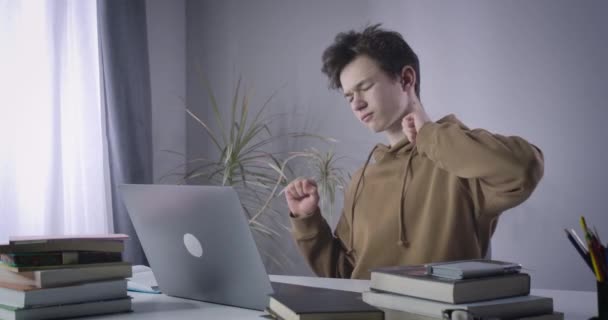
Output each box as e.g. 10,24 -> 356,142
362,119 -> 385,132
368,124 -> 384,133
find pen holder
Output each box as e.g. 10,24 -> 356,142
590,281 -> 608,320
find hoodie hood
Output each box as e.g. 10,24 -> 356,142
373,114 -> 462,161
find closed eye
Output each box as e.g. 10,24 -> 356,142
361,83 -> 373,91
343,80 -> 373,103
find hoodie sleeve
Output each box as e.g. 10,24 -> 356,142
290,209 -> 354,278
415,118 -> 544,217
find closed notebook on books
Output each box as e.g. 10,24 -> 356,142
0,297 -> 132,320
0,263 -> 132,288
267,283 -> 383,320
0,279 -> 127,308
0,235 -> 128,254
362,290 -> 553,319
427,259 -> 522,280
370,265 -> 530,304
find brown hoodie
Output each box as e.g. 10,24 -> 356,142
290,114 -> 544,279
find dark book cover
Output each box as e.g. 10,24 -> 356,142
0,235 -> 128,254
268,283 -> 383,319
1,252 -> 122,267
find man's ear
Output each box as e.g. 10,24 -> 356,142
400,66 -> 416,92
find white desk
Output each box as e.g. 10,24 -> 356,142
88,273 -> 598,320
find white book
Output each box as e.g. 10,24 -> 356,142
0,297 -> 132,320
362,291 -> 553,319
0,279 -> 127,308
0,263 -> 132,288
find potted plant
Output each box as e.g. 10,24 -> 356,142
164,75 -> 348,273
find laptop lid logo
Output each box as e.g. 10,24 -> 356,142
183,233 -> 203,258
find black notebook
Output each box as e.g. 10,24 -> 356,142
266,283 -> 383,320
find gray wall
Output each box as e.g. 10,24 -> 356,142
149,0 -> 608,290
146,0 -> 186,184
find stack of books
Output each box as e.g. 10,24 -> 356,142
362,260 -> 564,320
0,234 -> 133,320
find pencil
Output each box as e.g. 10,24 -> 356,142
570,229 -> 588,254
564,229 -> 593,271
586,233 -> 604,282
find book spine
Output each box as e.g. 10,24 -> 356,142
2,254 -> 62,266
1,252 -> 122,267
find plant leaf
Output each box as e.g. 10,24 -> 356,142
186,109 -> 223,152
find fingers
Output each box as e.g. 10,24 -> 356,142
401,115 -> 416,132
402,115 -> 415,128
295,181 -> 306,198
285,180 -> 299,200
303,179 -> 318,194
288,180 -> 303,198
401,115 -> 417,144
286,178 -> 317,200
285,187 -> 297,201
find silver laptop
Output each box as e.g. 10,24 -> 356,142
119,184 -> 276,310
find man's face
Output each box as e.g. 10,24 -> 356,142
340,55 -> 409,133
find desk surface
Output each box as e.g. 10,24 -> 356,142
87,273 -> 597,320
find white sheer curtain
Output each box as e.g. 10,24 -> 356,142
0,0 -> 112,241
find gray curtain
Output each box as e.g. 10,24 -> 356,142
98,0 -> 152,265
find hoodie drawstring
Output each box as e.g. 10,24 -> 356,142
397,147 -> 417,247
347,144 -> 417,254
348,145 -> 378,255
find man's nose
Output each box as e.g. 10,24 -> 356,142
352,93 -> 366,111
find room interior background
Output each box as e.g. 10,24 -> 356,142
145,0 -> 608,291
0,1 -> 120,248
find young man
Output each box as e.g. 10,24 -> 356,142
284,24 -> 544,279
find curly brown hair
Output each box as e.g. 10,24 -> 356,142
321,24 -> 420,97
